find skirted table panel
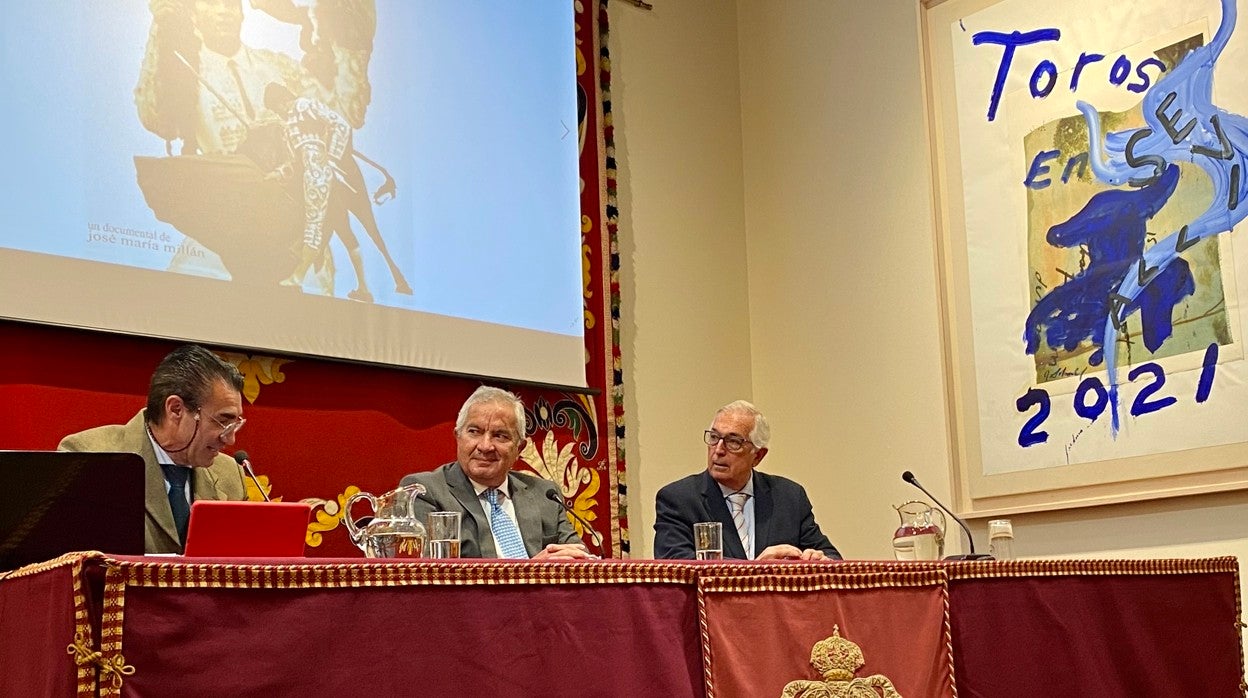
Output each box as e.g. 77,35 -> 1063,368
0,554 -> 1242,697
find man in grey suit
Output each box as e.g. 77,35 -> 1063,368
59,345 -> 248,554
654,400 -> 841,561
401,386 -> 592,560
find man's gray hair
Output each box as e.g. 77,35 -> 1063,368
455,385 -> 527,439
712,399 -> 770,449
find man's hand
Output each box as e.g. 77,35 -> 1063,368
756,544 -> 830,561
532,543 -> 596,560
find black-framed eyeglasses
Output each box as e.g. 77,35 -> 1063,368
198,410 -> 246,438
703,430 -> 752,453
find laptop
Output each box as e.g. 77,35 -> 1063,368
183,500 -> 312,557
0,451 -> 146,570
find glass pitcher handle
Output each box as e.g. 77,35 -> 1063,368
931,507 -> 948,542
343,491 -> 377,542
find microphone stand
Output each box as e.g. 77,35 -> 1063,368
546,490 -> 605,556
901,471 -> 994,560
233,451 -> 270,502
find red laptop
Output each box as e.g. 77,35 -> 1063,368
183,501 -> 312,557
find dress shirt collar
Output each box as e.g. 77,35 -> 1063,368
145,424 -> 178,467
471,474 -> 513,501
716,473 -> 755,499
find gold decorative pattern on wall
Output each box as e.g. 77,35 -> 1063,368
217,352 -> 291,404
582,215 -> 596,331
522,431 -> 601,537
243,473 -> 275,502
302,486 -> 361,549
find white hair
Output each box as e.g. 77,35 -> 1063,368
455,385 -> 527,438
712,399 -> 770,449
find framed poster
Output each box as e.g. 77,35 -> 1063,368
923,0 -> 1248,515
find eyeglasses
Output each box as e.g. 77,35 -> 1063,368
198,410 -> 246,439
703,430 -> 752,453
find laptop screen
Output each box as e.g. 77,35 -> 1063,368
0,451 -> 146,570
183,501 -> 312,558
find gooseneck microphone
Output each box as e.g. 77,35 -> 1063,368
233,451 -> 271,502
900,471 -> 994,561
545,489 -> 604,554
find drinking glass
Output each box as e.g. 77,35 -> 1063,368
426,511 -> 462,558
693,521 -> 723,561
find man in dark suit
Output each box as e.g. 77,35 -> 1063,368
654,400 -> 841,561
58,345 -> 248,553
401,386 -> 591,559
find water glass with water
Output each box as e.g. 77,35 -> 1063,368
426,511 -> 462,558
988,518 -> 1015,560
693,521 -> 723,560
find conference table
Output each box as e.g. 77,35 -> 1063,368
0,553 -> 1242,697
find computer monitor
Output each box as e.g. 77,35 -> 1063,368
0,451 -> 146,571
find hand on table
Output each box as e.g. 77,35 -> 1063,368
756,544 -> 830,561
532,543 -> 597,560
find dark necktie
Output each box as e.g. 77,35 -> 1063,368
162,464 -> 191,546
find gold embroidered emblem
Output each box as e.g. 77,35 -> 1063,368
780,625 -> 902,698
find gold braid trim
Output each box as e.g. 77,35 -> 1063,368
696,568 -> 948,594
0,550 -> 106,581
112,559 -> 716,588
66,632 -> 100,671
944,556 -> 1239,580
66,632 -> 133,695
69,553 -> 100,698
943,567 -> 959,698
698,574 -> 715,698
97,559 -> 961,590
98,565 -> 130,697
1233,564 -> 1246,696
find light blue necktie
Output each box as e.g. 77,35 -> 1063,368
484,488 -> 529,559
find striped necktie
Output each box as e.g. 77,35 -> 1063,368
484,488 -> 529,559
727,491 -> 751,559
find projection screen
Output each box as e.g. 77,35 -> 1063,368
0,1 -> 587,388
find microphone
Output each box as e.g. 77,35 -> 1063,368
233,451 -> 271,502
545,489 -> 605,555
900,471 -> 993,560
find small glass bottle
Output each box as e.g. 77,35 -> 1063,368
988,519 -> 1015,560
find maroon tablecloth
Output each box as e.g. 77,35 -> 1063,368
1,555 -> 1242,697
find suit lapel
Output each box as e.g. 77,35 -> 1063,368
128,411 -> 182,546
191,465 -> 221,502
700,472 -> 745,559
445,463 -> 495,557
752,472 -> 774,553
509,473 -> 543,556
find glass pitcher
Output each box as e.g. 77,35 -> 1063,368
344,483 -> 428,558
892,500 -> 945,561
